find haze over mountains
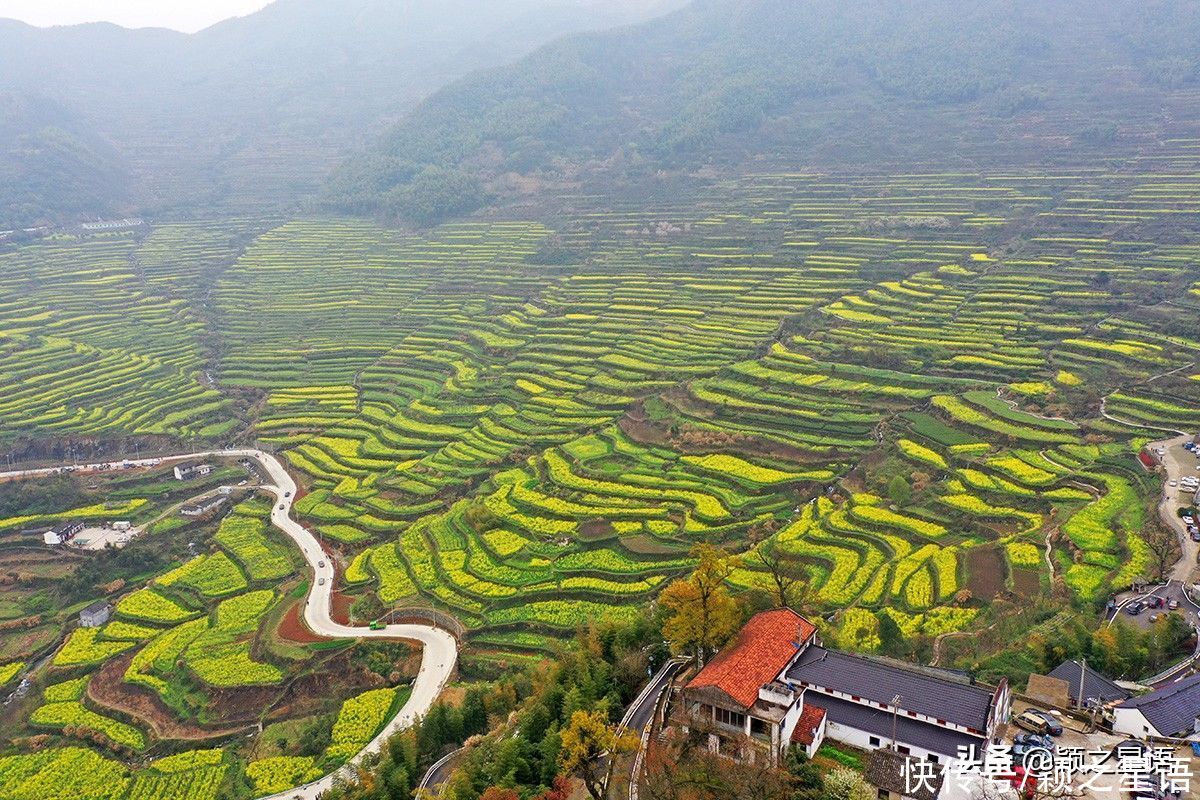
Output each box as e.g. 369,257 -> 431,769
332,0 -> 1200,220
3,0 -> 1199,229
0,0 -> 684,227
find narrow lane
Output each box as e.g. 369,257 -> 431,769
0,449 -> 459,800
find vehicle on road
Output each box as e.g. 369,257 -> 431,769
278,504 -> 285,510
284,491 -> 291,497
318,577 -> 325,586
1169,479 -> 1178,487
369,620 -> 385,631
318,560 -> 326,568
1126,601 -> 1145,616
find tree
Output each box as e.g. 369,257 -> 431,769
888,475 -> 913,506
748,542 -> 808,610
824,768 -> 875,800
1141,522 -> 1177,582
479,788 -> 520,800
558,709 -> 637,800
660,544 -> 744,662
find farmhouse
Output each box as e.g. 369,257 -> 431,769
1113,673 -> 1200,738
1046,659 -> 1131,708
174,462 -> 214,481
678,608 -> 1010,767
43,519 -> 85,545
181,494 -> 226,518
79,601 -> 113,628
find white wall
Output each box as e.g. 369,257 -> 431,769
824,719 -> 956,762
1112,707 -> 1158,738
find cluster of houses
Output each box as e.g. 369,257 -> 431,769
674,609 -> 1200,797
678,608 -> 1011,767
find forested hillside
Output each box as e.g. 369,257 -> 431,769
328,0 -> 1200,221
0,0 -> 684,228
0,93 -> 131,229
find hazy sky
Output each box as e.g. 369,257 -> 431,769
0,0 -> 274,32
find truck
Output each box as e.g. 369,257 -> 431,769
369,620 -> 386,631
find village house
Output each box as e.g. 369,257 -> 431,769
678,608 -> 1010,768
181,494 -> 227,518
174,462 -> 214,481
42,519 -> 85,546
79,600 -> 113,628
1113,673 -> 1200,739
1045,659 -> 1131,709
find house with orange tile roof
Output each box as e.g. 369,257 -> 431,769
678,608 -> 1011,770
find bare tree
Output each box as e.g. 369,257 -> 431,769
749,543 -> 808,611
1142,522 -> 1178,583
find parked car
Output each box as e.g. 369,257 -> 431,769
1126,601 -> 1146,615
1014,732 -> 1054,750
1147,596 -> 1165,609
1011,741 -> 1053,770
1014,710 -> 1056,735
1168,599 -> 1180,610
1149,613 -> 1161,623
1191,529 -> 1200,542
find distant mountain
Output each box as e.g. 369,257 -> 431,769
0,94 -> 131,229
328,0 -> 1200,222
0,0 -> 685,227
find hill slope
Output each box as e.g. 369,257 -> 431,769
328,0 -> 1200,220
0,0 -> 685,226
0,94 -> 131,229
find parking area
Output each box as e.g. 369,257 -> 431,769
72,525 -> 141,551
1004,699 -> 1198,797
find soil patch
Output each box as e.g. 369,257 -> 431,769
965,546 -> 1007,599
330,592 -> 353,626
1011,567 -> 1041,598
579,520 -> 615,541
277,601 -> 330,644
88,653 -> 249,741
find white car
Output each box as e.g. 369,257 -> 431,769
1169,480 -> 1177,487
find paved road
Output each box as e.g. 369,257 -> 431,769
1158,436 -> 1199,583
620,658 -> 686,800
0,449 -> 459,800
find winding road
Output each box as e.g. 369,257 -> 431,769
0,449 -> 459,800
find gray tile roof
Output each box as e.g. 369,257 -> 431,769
1047,660 -> 1130,705
1118,673 -> 1200,737
786,646 -> 994,732
807,692 -> 984,758
864,747 -> 944,800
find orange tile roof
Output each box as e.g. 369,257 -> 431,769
685,608 -> 816,709
792,703 -> 826,746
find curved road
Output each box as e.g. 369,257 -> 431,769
0,449 -> 458,800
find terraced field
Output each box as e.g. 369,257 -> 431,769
1,137 -> 1199,796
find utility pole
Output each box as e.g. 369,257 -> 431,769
1078,658 -> 1086,711
891,694 -> 902,751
